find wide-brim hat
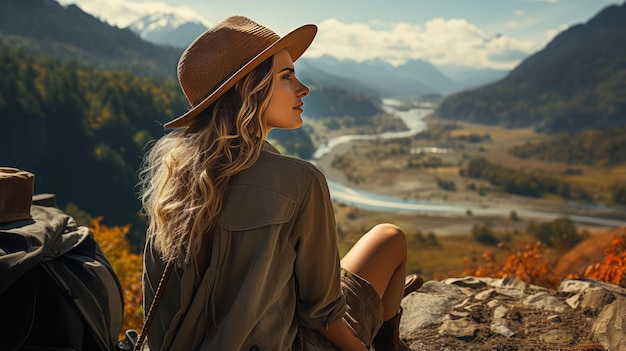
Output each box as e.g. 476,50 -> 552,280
0,167 -> 34,224
164,16 -> 317,129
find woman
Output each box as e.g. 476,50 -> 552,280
139,16 -> 420,351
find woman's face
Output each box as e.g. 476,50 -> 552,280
263,49 -> 310,134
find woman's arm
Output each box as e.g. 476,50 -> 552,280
316,318 -> 368,351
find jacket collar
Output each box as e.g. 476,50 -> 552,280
262,140 -> 281,154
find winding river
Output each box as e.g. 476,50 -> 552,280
310,100 -> 626,228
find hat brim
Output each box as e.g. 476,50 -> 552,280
164,24 -> 317,129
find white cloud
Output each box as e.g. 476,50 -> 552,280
57,0 -> 211,27
305,18 -> 538,70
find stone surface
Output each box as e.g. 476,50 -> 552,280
401,276 -> 626,351
592,295 -> 626,351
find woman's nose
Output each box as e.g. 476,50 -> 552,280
296,79 -> 309,97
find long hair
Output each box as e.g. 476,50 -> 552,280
139,57 -> 274,264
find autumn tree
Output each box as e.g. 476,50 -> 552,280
583,228 -> 626,287
90,218 -> 144,334
463,242 -> 559,289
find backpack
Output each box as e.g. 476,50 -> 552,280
0,204 -> 124,351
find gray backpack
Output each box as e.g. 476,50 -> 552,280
0,204 -> 124,351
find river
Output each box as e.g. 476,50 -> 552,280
311,99 -> 626,228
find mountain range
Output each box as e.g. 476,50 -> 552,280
436,2 -> 626,132
3,0 -> 624,133
50,0 -> 508,97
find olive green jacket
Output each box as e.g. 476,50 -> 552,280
144,141 -> 346,350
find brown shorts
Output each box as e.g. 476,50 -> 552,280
301,269 -> 384,349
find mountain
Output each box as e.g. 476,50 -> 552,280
444,67 -> 509,91
299,55 -> 506,98
127,13 -> 207,49
297,58 -> 381,99
128,13 -> 207,48
395,59 -> 460,95
303,55 -> 437,98
436,2 -> 626,132
0,0 -> 182,81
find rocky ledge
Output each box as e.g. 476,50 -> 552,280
400,276 -> 626,351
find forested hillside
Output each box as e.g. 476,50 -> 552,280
0,42 -> 188,246
436,3 -> 626,133
0,0 -> 181,80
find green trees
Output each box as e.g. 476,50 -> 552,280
0,42 -> 188,247
526,217 -> 589,250
509,127 -> 626,167
463,157 -> 587,200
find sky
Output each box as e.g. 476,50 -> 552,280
57,0 -> 623,72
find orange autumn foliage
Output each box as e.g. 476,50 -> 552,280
90,218 -> 144,334
583,229 -> 626,287
463,242 -> 560,289
463,227 -> 626,289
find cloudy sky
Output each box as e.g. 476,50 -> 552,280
57,0 -> 622,71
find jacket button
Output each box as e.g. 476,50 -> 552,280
249,347 -> 260,351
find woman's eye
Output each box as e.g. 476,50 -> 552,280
282,74 -> 292,80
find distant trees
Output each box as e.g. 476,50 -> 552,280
462,157 -> 588,200
268,127 -> 315,160
526,217 -> 589,251
471,221 -> 500,246
611,182 -> 626,205
509,127 -> 626,167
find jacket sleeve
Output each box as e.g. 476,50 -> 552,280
292,169 -> 346,330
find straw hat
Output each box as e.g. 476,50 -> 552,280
0,167 -> 34,224
164,16 -> 317,129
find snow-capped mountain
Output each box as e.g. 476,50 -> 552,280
128,13 -> 207,48
56,0 -> 209,48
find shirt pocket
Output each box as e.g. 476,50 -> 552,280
218,184 -> 297,231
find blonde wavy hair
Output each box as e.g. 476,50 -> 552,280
139,57 -> 274,265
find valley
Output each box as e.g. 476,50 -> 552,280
304,102 -> 626,240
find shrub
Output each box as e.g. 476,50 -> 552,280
471,221 -> 500,246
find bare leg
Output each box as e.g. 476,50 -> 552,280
341,223 -> 407,320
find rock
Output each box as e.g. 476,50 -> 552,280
444,277 -> 488,290
490,321 -> 515,337
581,287 -> 615,315
523,292 -> 568,313
592,295 -> 626,351
438,319 -> 479,340
474,288 -> 495,301
495,276 -> 527,290
566,293 -> 581,309
540,328 -> 574,345
400,281 -> 466,332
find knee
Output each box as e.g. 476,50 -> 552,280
371,223 -> 407,253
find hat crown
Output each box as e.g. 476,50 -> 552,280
178,16 -> 281,107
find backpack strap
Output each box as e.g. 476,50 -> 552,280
133,258 -> 175,351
